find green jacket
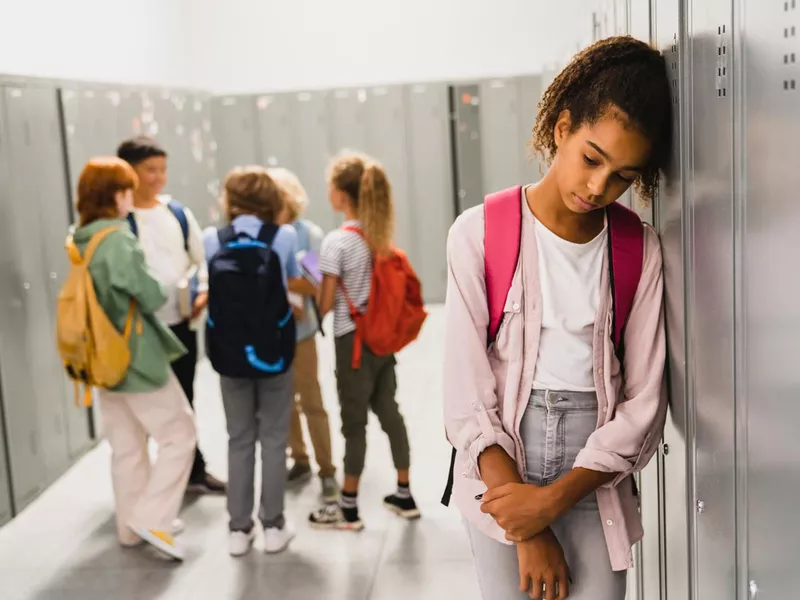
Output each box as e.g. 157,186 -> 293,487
72,219 -> 186,393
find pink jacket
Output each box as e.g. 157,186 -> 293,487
443,198 -> 667,572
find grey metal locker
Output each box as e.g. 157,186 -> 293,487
61,88 -> 122,195
516,76 -> 545,183
255,93 -> 299,174
183,95 -> 219,227
327,89 -> 368,156
405,83 -> 454,303
362,86 -> 417,269
30,87 -> 94,462
479,78 -> 524,193
686,4 -> 737,600
292,91 -> 337,233
450,84 -> 484,213
742,2 -> 800,598
210,96 -> 259,182
0,382 -> 13,525
0,86 -> 48,510
5,86 -> 72,485
153,91 -> 196,218
652,1 -> 690,598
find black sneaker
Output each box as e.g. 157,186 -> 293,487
308,504 -> 364,531
383,494 -> 421,520
287,462 -> 313,487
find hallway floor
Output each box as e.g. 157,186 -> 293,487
0,306 -> 484,600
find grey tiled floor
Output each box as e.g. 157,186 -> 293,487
0,306 -> 483,600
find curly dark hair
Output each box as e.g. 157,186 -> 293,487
532,36 -> 673,203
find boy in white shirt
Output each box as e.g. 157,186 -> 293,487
117,136 -> 225,494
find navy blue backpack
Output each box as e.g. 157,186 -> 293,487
205,223 -> 296,378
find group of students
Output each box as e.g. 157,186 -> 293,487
61,136 -> 420,562
58,35 -> 675,600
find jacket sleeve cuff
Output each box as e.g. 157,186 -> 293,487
574,448 -> 632,488
464,431 -> 517,481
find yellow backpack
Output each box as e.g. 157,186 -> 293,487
56,226 -> 140,407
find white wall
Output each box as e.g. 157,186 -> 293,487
0,0 -> 204,88
198,0 -> 608,94
0,0 -> 623,92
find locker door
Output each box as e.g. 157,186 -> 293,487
31,87 -> 94,461
450,85 -> 484,213
0,86 -> 48,510
362,86 -> 416,268
479,79 -> 523,193
293,92 -> 337,233
405,83 -> 454,303
0,383 -> 13,525
210,96 -> 258,181
653,1 -> 689,599
154,91 -> 195,217
327,89 -> 367,155
516,76 -> 545,184
743,2 -> 800,598
184,95 -> 219,227
687,3 -> 736,600
255,94 -> 298,173
6,87 -> 71,484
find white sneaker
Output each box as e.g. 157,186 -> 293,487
172,519 -> 185,536
229,529 -> 255,557
129,526 -> 185,561
263,521 -> 296,554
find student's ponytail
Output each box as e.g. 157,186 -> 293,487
358,163 -> 394,255
328,151 -> 395,254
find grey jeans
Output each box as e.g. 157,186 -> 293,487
220,370 -> 293,532
466,389 -> 627,600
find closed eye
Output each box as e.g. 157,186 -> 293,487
583,155 -> 599,166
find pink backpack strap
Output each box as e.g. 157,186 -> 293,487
606,202 -> 644,357
484,186 -> 523,344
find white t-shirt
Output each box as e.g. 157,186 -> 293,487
130,199 -> 208,326
532,210 -> 607,392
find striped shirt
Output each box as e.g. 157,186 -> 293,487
319,221 -> 372,337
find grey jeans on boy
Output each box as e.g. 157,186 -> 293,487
221,370 -> 293,532
466,389 -> 627,600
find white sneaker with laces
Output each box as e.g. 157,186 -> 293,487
229,529 -> 255,557
263,521 -> 296,554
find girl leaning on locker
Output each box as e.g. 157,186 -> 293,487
443,37 -> 673,599
308,152 -> 419,530
71,158 -> 196,562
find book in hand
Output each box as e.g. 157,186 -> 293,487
299,250 -> 322,286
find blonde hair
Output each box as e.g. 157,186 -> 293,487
267,167 -> 309,222
223,165 -> 286,224
327,151 -> 394,254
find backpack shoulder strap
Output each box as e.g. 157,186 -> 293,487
606,202 -> 645,358
217,225 -> 237,246
257,222 -> 280,246
126,213 -> 138,238
167,200 -> 190,251
82,226 -> 121,264
484,185 -> 523,345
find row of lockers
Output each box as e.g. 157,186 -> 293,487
0,81 -> 220,525
210,75 -> 547,303
0,72 -> 553,526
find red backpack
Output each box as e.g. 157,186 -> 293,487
340,226 -> 428,369
441,185 -> 644,506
